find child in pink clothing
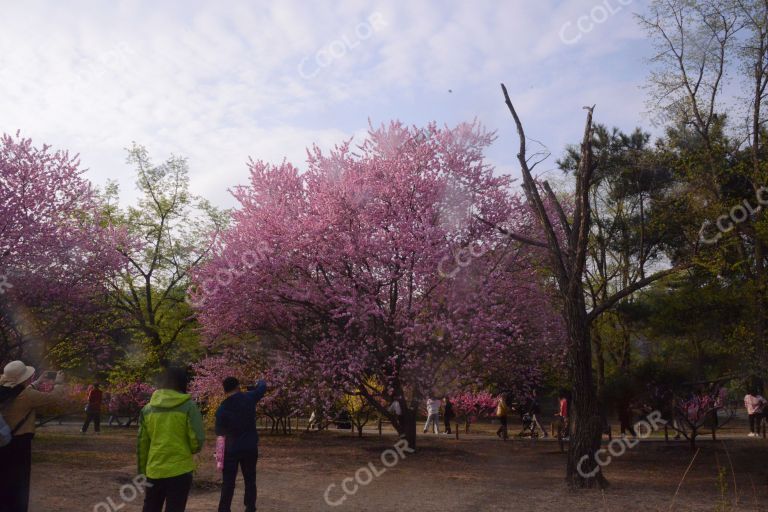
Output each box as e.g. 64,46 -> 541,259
215,436 -> 226,471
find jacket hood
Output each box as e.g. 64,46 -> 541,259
149,389 -> 191,408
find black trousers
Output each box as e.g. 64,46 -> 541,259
0,433 -> 33,512
82,410 -> 101,432
142,472 -> 193,512
444,416 -> 453,434
749,413 -> 763,433
219,451 -> 258,512
618,411 -> 636,436
496,415 -> 508,439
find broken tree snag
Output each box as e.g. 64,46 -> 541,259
499,83 -> 606,489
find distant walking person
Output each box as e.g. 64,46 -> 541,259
495,394 -> 509,440
423,397 -> 440,434
81,383 -> 103,433
388,396 -> 405,438
744,389 -> 767,437
387,398 -> 402,418
106,392 -> 123,426
138,367 -> 205,512
216,377 -> 267,512
307,410 -> 319,431
552,390 -> 569,439
0,362 -> 66,512
617,400 -> 636,438
443,397 -> 454,435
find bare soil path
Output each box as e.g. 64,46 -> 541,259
28,424 -> 768,511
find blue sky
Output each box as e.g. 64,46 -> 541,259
0,0 -> 658,207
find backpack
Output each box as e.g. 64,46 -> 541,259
0,395 -> 31,448
0,413 -> 11,447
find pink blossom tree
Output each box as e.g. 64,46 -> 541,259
452,390 -> 497,435
0,133 -> 127,368
106,381 -> 155,426
195,122 -> 563,448
189,349 -> 261,424
257,364 -> 306,434
671,390 -> 735,450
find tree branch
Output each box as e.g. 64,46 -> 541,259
587,264 -> 690,322
500,83 -> 570,284
473,214 -> 548,248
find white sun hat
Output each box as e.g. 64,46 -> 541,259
0,360 -> 36,387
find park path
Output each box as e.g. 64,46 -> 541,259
29,424 -> 768,511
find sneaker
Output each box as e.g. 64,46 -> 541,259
748,432 -> 757,437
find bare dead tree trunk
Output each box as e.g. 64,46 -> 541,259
496,85 -> 606,487
564,296 -> 606,488
489,83 -> 689,489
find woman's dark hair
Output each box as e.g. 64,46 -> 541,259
0,384 -> 25,409
222,377 -> 240,393
157,367 -> 189,393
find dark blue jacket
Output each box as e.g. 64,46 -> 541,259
214,380 -> 267,456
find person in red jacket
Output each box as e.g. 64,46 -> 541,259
551,390 -> 570,439
81,383 -> 103,434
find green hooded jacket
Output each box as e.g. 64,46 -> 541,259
137,389 -> 205,479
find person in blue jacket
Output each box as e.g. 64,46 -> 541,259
215,376 -> 267,512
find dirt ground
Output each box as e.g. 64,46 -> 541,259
28,422 -> 768,512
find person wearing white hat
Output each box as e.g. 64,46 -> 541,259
0,361 -> 65,512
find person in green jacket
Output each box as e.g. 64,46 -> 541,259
137,367 -> 205,512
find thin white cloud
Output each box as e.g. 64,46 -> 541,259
0,0 -> 656,207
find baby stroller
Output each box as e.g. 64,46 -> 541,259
518,412 -> 538,438
517,400 -> 547,438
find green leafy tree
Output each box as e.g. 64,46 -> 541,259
103,144 -> 227,370
558,125 -> 677,393
640,0 -> 768,377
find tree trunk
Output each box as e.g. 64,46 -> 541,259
565,304 -> 607,489
755,241 -> 767,377
394,406 -> 417,450
593,331 -> 606,398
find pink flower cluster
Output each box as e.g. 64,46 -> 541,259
0,132 -> 129,364
192,121 -> 564,438
106,381 -> 155,416
451,391 -> 498,422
